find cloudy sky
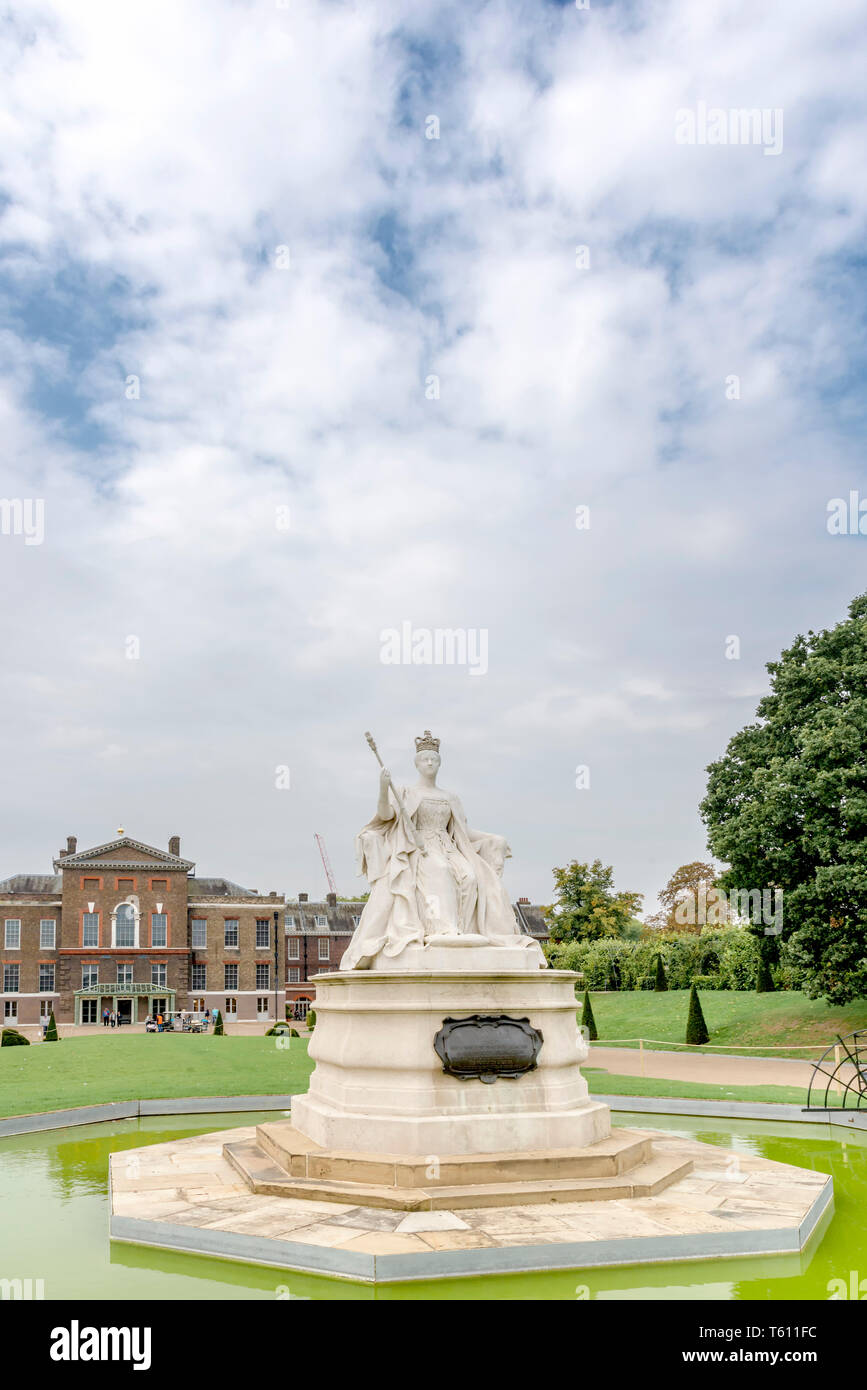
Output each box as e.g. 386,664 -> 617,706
1,0 -> 865,912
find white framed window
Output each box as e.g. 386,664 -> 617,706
151,913 -> 167,947
40,919 -> 56,949
288,967 -> 300,983
117,964 -> 133,986
40,998 -> 53,1020
256,962 -> 270,990
224,919 -> 239,948
190,996 -> 205,1012
288,937 -> 300,959
4,919 -> 21,949
314,914 -> 327,929
191,963 -> 206,991
224,963 -> 238,990
82,965 -> 98,989
81,999 -> 97,1024
256,996 -> 269,1017
284,915 -> 295,930
39,964 -> 55,992
82,913 -> 99,947
3,964 -> 20,992
151,964 -> 166,989
5,999 -> 18,1021
256,919 -> 270,948
191,919 -> 207,948
224,996 -> 237,1018
318,938 -> 330,962
113,903 -> 137,948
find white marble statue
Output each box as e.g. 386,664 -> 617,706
341,731 -> 547,970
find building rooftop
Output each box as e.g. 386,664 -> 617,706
0,874 -> 63,894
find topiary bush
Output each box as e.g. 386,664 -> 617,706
265,1023 -> 300,1037
654,952 -> 668,992
685,983 -> 710,1045
580,990 -> 597,1040
693,973 -> 722,990
756,952 -> 775,993
44,1009 -> 59,1041
212,1009 -> 224,1036
1,1027 -> 30,1046
306,1009 -> 316,1029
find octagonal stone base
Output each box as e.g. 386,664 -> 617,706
109,1126 -> 834,1284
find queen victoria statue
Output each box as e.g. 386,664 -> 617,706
342,732 -> 547,970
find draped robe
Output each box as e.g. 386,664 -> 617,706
341,785 -> 547,970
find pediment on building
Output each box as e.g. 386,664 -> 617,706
53,837 -> 195,873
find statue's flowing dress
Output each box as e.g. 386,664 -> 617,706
342,785 -> 546,970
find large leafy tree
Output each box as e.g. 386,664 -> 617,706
545,859 -> 643,943
647,861 -> 729,933
700,593 -> 867,1004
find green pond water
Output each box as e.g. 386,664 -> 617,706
0,1110 -> 863,1300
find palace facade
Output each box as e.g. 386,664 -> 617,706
0,833 -> 550,1028
0,834 -> 286,1027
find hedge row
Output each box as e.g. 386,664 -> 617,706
546,925 -> 802,991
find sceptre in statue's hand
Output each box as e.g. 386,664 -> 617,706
364,732 -> 427,855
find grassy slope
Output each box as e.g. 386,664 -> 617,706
583,1069 -> 806,1106
585,989 -> 867,1056
2,997 -> 861,1116
0,1034 -> 314,1118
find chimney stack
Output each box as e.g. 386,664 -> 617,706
518,897 -> 529,904
169,835 -> 180,856
67,836 -> 77,854
299,892 -> 308,903
326,892 -> 337,907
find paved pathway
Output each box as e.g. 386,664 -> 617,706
587,1046 -> 841,1089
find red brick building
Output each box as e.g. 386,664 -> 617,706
284,892 -> 549,1018
0,833 -> 286,1027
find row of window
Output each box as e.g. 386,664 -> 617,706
284,915 -> 360,932
3,916 -> 277,950
4,999 -> 54,1022
3,964 -> 55,992
80,877 -> 170,891
2,962 -> 275,995
287,937 -> 331,960
192,919 -> 273,948
3,920 -> 57,949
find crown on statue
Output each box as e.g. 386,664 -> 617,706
414,730 -> 440,752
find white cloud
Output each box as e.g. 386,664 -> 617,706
0,0 -> 865,909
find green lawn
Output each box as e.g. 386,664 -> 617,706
583,1069 -> 807,1106
585,989 -> 867,1057
0,1034 -> 314,1119
1,1003 -> 860,1118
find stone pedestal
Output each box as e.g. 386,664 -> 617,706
291,968 -> 610,1156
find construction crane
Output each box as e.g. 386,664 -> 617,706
314,833 -> 337,897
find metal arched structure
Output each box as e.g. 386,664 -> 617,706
805,1030 -> 867,1110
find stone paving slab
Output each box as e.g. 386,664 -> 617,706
108,1125 -> 833,1282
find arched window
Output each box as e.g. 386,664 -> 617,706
114,903 -> 137,948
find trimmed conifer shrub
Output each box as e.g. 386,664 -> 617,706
755,952 -> 775,993
44,1010 -> 59,1041
685,983 -> 709,1045
1,1027 -> 30,1046
580,990 -> 597,1041
306,1009 -> 316,1030
654,953 -> 668,992
212,1009 -> 224,1036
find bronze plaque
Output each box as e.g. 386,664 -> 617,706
433,1014 -> 543,1084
